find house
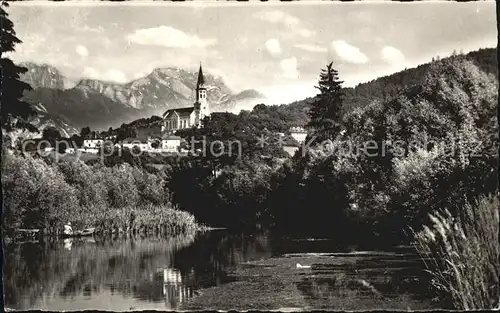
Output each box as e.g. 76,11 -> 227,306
83,139 -> 104,149
289,126 -> 308,144
121,138 -> 150,151
161,64 -> 210,134
161,135 -> 182,152
282,136 -> 301,157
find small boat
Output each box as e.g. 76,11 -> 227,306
14,229 -> 41,240
61,227 -> 96,238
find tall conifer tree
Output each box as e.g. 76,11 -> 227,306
1,1 -> 36,132
307,62 -> 344,142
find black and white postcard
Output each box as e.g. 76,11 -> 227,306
1,1 -> 498,311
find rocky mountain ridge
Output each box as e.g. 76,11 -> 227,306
20,63 -> 266,134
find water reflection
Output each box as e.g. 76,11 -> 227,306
3,231 -> 433,311
3,231 -> 274,311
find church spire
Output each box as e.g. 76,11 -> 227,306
197,63 -> 205,87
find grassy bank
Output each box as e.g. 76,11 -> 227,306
1,150 -> 202,237
73,204 -> 202,237
414,194 -> 499,309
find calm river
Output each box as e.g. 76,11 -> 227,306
3,230 -> 438,311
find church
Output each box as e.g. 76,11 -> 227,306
161,64 -> 210,134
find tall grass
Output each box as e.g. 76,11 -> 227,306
413,194 -> 499,309
74,204 -> 201,236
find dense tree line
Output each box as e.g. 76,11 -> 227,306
165,53 -> 498,247
1,151 -> 184,235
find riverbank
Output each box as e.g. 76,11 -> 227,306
74,204 -> 205,237
181,251 -> 438,311
2,151 -> 204,238
4,205 -> 205,243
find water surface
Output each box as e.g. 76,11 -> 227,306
3,231 -> 436,311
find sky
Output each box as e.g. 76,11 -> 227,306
7,1 -> 497,104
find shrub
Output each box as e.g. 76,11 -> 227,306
102,163 -> 140,208
2,154 -> 79,232
1,152 -> 191,236
56,159 -> 108,208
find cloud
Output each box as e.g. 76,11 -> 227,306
297,29 -> 315,37
329,41 -> 368,64
381,46 -> 406,65
265,38 -> 282,57
260,81 -> 316,105
81,25 -> 104,33
133,71 -> 148,79
280,57 -> 299,79
126,26 -> 216,48
83,67 -> 128,83
75,45 -> 89,58
294,43 -> 327,53
253,10 -> 300,27
253,10 -> 313,38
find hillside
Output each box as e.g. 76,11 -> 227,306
284,48 -> 498,127
29,103 -> 79,137
19,62 -> 66,90
22,86 -> 142,132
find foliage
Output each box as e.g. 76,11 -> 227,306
165,53 -> 498,240
307,62 -> 344,142
2,153 -> 79,232
282,48 -> 497,124
0,1 -> 37,132
413,194 -> 499,309
80,126 -> 91,138
1,152 -> 179,235
75,204 -> 199,236
265,54 -> 498,242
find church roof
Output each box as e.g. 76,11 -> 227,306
163,107 -> 195,118
161,135 -> 182,140
197,64 -> 205,87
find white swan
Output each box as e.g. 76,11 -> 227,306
296,263 -> 311,269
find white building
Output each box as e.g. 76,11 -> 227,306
121,138 -> 150,151
289,126 -> 308,144
161,64 -> 210,134
83,139 -> 103,149
161,135 -> 181,152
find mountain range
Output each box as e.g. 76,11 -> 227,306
20,63 -> 266,135
19,48 -> 497,137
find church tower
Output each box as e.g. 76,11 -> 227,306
194,63 -> 209,127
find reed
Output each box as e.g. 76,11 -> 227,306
413,194 -> 499,309
72,204 -> 201,237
